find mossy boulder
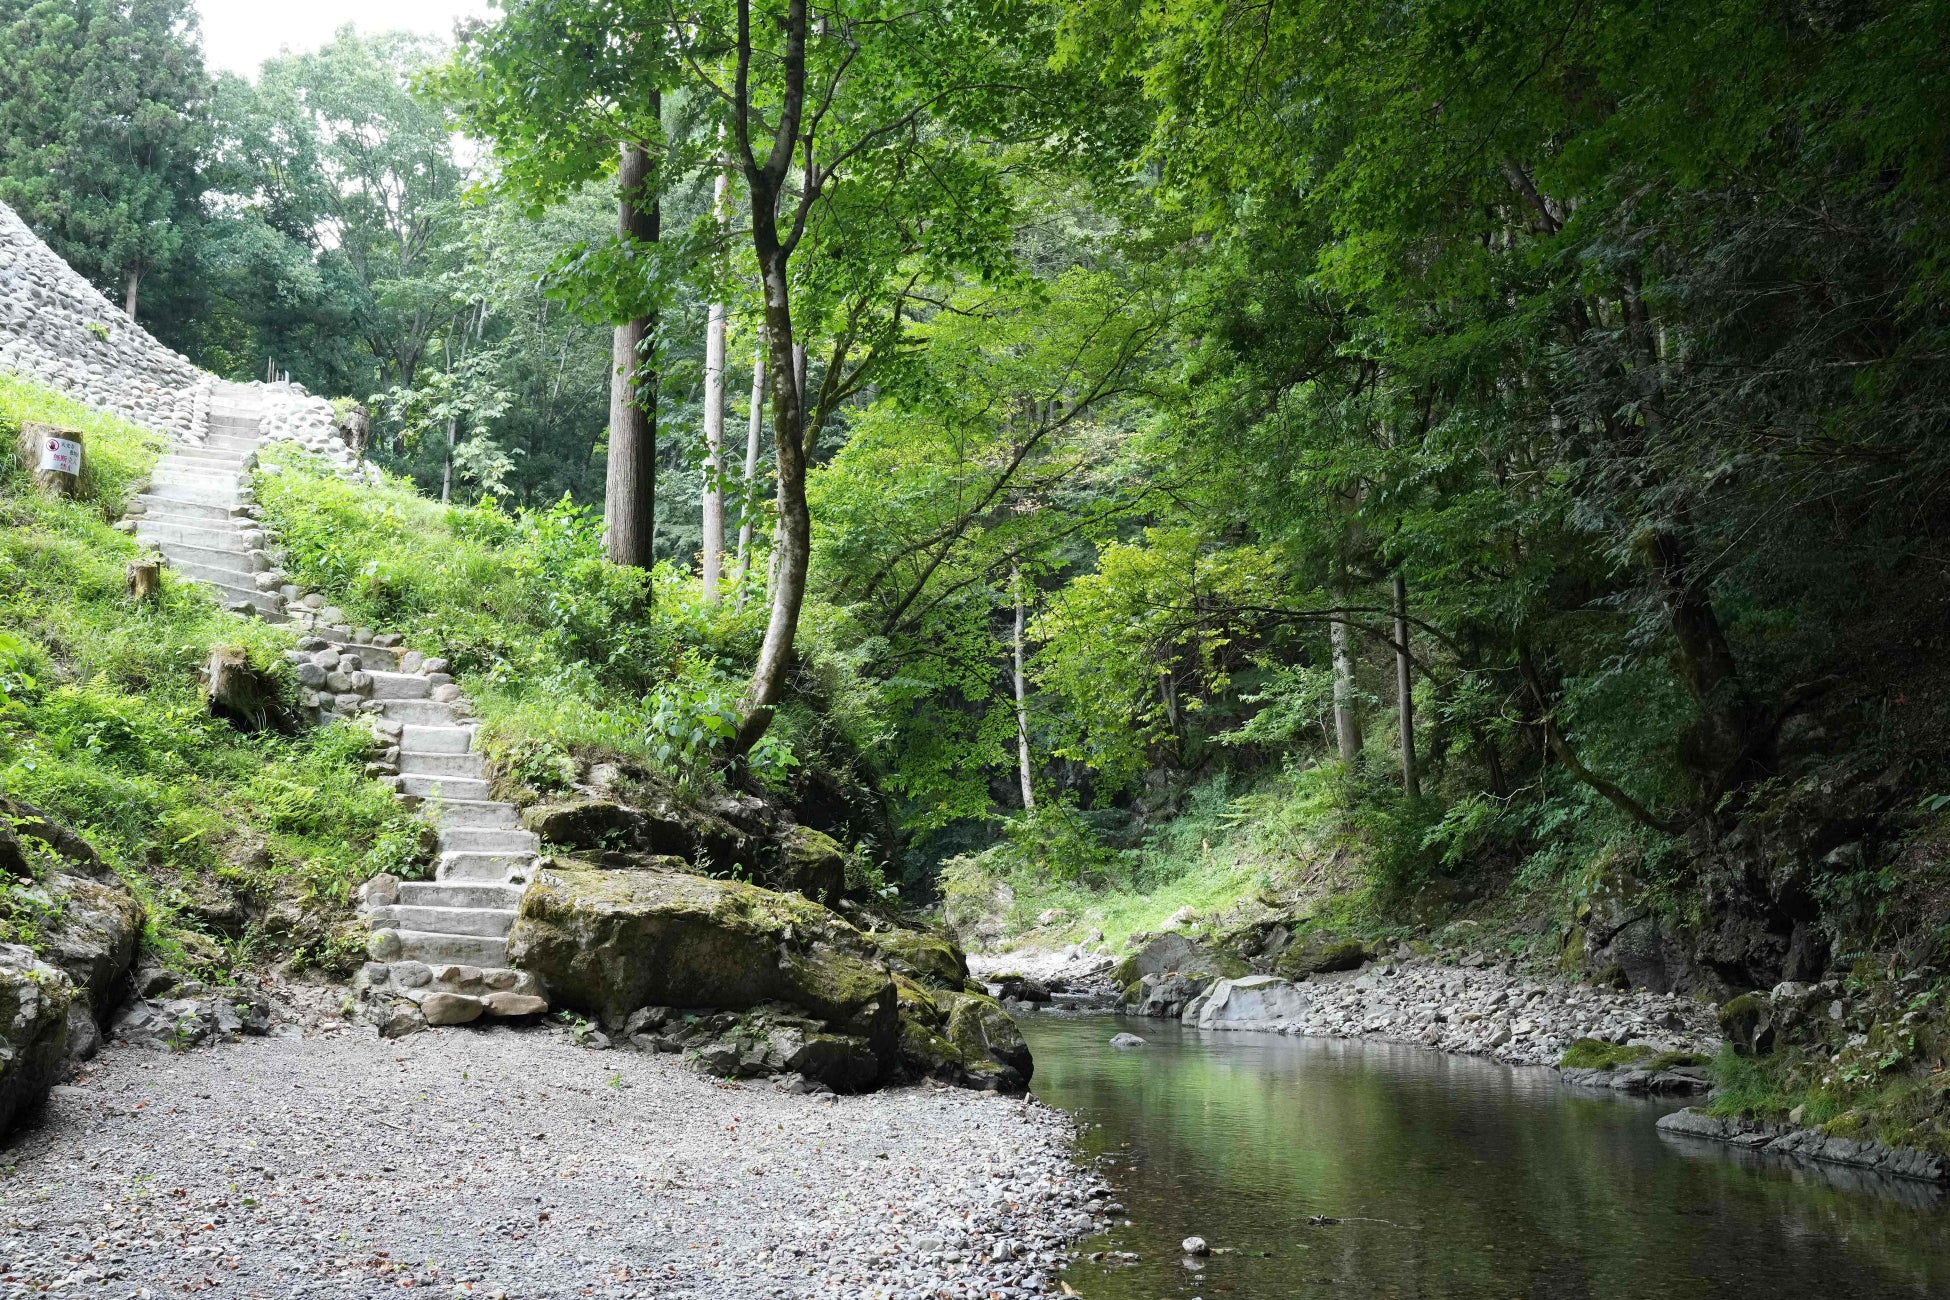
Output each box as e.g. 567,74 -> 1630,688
867,928 -> 970,991
520,800 -> 643,851
892,975 -> 1032,1093
767,825 -> 846,908
509,868 -> 898,1060
1273,936 -> 1370,980
1719,991 -> 1776,1055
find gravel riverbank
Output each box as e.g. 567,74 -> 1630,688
972,947 -> 1725,1068
1,1012 -> 1101,1299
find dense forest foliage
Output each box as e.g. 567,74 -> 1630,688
7,0 -> 1950,993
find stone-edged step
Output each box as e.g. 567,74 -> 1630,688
437,826 -> 539,855
201,579 -> 285,617
398,881 -> 524,909
135,521 -> 246,552
400,773 -> 490,800
367,671 -> 430,700
152,463 -> 248,486
141,479 -> 248,508
376,930 -> 508,968
380,700 -> 466,726
398,751 -> 484,778
369,904 -> 516,938
133,495 -> 241,526
424,799 -> 519,830
171,558 -> 273,592
156,540 -> 260,574
402,724 -> 476,754
438,851 -> 533,882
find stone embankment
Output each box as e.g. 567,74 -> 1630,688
0,201 -> 209,440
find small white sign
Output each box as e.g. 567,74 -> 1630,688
40,436 -> 81,475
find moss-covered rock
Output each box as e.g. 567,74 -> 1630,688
891,975 -> 1031,1092
867,928 -> 970,992
1273,936 -> 1370,980
768,825 -> 846,907
1719,991 -> 1775,1055
510,868 -> 897,1051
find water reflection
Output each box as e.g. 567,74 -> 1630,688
1020,1012 -> 1950,1300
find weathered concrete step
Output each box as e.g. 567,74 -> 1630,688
397,881 -> 524,909
134,495 -> 241,525
136,522 -> 244,552
153,464 -> 248,487
437,826 -> 538,854
142,480 -> 245,508
169,558 -> 274,592
336,643 -> 402,672
399,751 -> 483,778
166,450 -> 253,470
383,930 -> 508,967
437,852 -> 533,882
190,576 -> 283,615
367,671 -> 430,701
381,699 -> 465,726
370,904 -> 515,938
431,799 -> 519,830
157,541 -> 259,574
401,774 -> 490,800
402,724 -> 475,754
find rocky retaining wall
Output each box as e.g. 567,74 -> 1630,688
0,201 -> 210,441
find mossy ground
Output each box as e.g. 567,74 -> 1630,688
0,373 -> 420,976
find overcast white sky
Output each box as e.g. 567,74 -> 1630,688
196,1 -> 497,78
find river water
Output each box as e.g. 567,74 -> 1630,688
1017,1011 -> 1950,1299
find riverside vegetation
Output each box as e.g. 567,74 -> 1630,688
3,0 -> 1950,1189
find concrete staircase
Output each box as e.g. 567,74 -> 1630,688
125,385 -> 546,1023
128,387 -> 287,621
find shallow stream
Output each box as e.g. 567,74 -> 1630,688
1018,1012 -> 1950,1299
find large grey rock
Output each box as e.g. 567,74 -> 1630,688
0,945 -> 73,1138
1196,975 -> 1310,1028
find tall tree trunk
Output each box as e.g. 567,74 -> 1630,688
1393,570 -> 1420,797
604,134 -> 660,570
700,170 -> 729,602
123,263 -> 141,322
1013,564 -> 1035,811
734,338 -> 766,611
441,413 -> 455,504
1330,609 -> 1364,762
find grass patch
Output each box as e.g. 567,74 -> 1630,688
0,371 -> 420,976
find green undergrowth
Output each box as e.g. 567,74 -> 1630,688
253,447 -> 879,792
0,372 -> 419,976
1558,1038 -> 1709,1071
1706,1047 -> 1950,1157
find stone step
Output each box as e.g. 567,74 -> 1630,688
367,671 -> 430,701
437,851 -> 533,882
402,724 -> 476,754
169,558 -> 272,592
201,579 -> 284,616
335,643 -> 402,672
134,495 -> 239,525
142,480 -> 244,508
437,826 -> 539,854
385,930 -> 508,967
136,521 -> 243,551
397,881 -> 524,909
158,541 -> 258,574
153,464 -> 247,487
401,774 -> 491,801
399,751 -> 483,778
370,904 -> 516,938
379,698 -> 465,726
167,449 -> 253,469
432,799 -> 519,830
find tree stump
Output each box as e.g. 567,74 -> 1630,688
16,422 -> 86,498
204,645 -> 286,733
126,560 -> 161,602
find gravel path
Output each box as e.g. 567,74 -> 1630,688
0,1020 -> 1101,1299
